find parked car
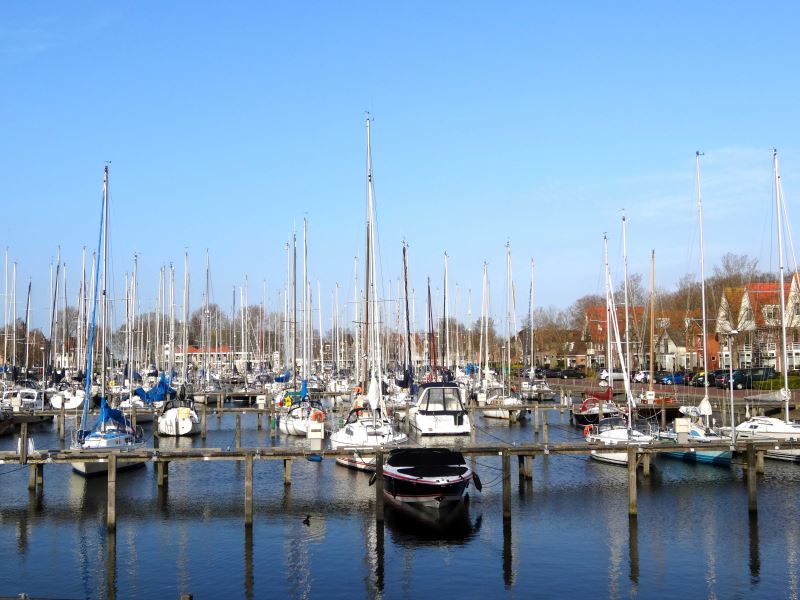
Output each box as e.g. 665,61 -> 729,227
599,369 -> 626,382
561,368 -> 586,379
543,368 -> 563,378
682,371 -> 696,386
632,370 -> 649,383
749,367 -> 777,382
660,372 -> 687,385
717,369 -> 752,390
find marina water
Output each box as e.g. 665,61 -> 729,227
1,404 -> 799,599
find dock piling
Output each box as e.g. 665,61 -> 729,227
107,453 -> 117,531
642,453 -> 651,477
19,422 -> 28,465
201,402 -> 207,440
502,449 -> 511,519
756,450 -> 765,474
627,446 -> 637,516
235,414 -> 242,448
283,458 -> 292,486
156,461 -> 169,487
59,404 -> 65,441
747,443 -> 758,513
244,453 -> 254,526
28,465 -> 36,491
375,450 -> 384,523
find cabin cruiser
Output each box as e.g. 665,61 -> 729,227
407,382 -> 471,436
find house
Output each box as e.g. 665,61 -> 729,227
581,304 -> 645,370
715,276 -> 800,371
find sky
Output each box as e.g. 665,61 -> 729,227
2,1 -> 800,332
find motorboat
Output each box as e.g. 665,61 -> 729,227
407,382 -> 470,436
158,399 -> 201,436
584,417 -> 653,465
380,447 -> 480,509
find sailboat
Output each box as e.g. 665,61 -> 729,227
71,166 -> 145,475
478,247 -> 526,421
158,252 -> 200,436
585,234 -> 653,465
733,150 -> 800,460
657,152 -> 731,465
329,116 -> 407,470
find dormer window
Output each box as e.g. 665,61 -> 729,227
763,305 -> 778,321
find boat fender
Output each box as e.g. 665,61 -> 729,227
583,425 -> 593,439
472,472 -> 482,492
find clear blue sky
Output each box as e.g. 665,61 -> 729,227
2,1 -> 799,330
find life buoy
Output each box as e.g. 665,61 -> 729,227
311,409 -> 325,423
583,424 -> 593,439
354,386 -> 363,395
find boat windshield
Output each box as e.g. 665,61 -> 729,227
420,387 -> 463,412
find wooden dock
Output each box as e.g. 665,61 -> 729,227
5,415 -> 797,531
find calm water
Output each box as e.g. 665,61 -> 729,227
1,404 -> 799,599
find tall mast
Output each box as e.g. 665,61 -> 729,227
353,256 -> 359,385
444,251 -> 449,370
292,231 -> 297,389
182,251 -> 189,383
648,250 -> 655,394
528,259 -> 534,369
622,211 -> 631,372
362,117 -> 373,390
696,152 -> 711,413
774,149 -> 791,422
100,165 -> 109,399
169,264 -> 175,378
604,234 -> 613,392
2,247 -> 6,372
402,242 -> 413,382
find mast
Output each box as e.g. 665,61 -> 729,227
402,242 -> 413,383
2,247 -> 6,373
648,251 -> 655,395
292,231 -> 297,389
696,151 -> 711,423
427,278 -> 437,378
182,251 -> 189,383
528,259 -> 534,369
774,149 -> 791,422
603,234 -> 613,394
622,211 -> 632,372
353,256 -> 359,385
362,117 -> 373,390
80,166 -> 108,435
444,252 -> 449,370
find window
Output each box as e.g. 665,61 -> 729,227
763,305 -> 778,321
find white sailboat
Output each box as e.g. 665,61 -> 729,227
72,166 -> 145,475
733,150 -> 800,460
586,234 -> 653,465
158,251 -> 200,436
330,116 -> 407,470
658,152 -> 732,465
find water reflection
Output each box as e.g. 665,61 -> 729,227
503,517 -> 513,588
244,526 -> 253,600
628,516 -> 639,587
748,513 -> 760,583
106,530 -> 116,600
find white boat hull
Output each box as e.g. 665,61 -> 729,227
158,407 -> 200,436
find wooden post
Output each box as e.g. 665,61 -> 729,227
156,461 -> 169,487
756,450 -> 765,474
533,401 -> 539,435
153,413 -> 160,437
257,412 -> 262,431
131,403 -> 137,429
180,594 -> 193,600
525,455 -> 533,480
283,458 -> 292,486
59,403 -> 66,441
747,443 -> 757,513
235,414 -> 242,448
375,450 -> 384,523
28,465 -> 36,490
244,453 -> 254,526
107,453 -> 117,531
502,449 -> 511,520
201,401 -> 207,440
35,464 -> 43,495
218,393 -> 223,411
19,422 -> 28,464
642,453 -> 651,477
627,446 -> 637,516
542,410 -> 549,444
